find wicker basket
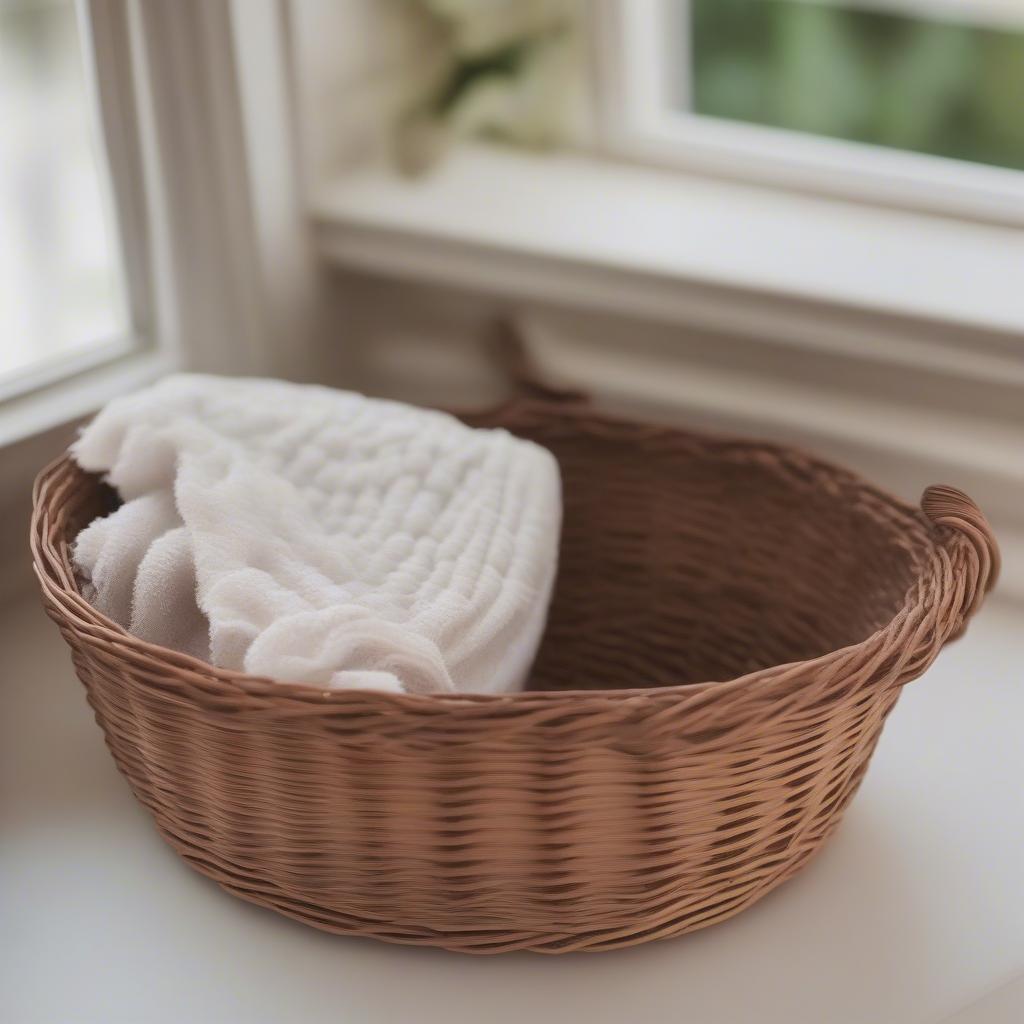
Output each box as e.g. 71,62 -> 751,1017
31,356 -> 999,954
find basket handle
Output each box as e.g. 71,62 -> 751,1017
921,484 -> 1000,641
489,317 -> 590,406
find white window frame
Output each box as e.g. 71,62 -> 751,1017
1,0 -> 318,448
592,0 -> 1024,226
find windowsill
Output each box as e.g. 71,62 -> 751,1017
0,347 -> 172,449
312,143 -> 1024,383
311,143 -> 1024,602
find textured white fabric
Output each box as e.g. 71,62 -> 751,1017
71,375 -> 561,695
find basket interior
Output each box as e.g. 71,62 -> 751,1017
58,411 -> 925,695
503,418 -> 924,692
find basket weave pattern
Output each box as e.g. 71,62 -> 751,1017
31,397 -> 998,954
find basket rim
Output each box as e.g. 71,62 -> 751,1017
31,402 -> 997,714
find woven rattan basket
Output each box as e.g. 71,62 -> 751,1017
31,350 -> 999,954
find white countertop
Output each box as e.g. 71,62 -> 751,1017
2,593 -> 1022,1024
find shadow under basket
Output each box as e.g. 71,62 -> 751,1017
31,387 -> 999,954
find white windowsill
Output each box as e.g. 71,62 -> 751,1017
0,347 -> 173,449
313,144 -> 1024,384
312,144 -> 1024,603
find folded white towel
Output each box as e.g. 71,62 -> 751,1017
71,375 -> 561,695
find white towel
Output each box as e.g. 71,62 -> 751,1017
71,375 -> 561,695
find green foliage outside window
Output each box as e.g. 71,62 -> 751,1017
689,0 -> 1024,171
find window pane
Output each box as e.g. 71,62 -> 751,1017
681,0 -> 1024,171
0,0 -> 128,384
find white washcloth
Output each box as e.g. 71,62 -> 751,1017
71,375 -> 561,695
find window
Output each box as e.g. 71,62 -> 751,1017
0,0 -> 137,398
686,0 -> 1024,172
599,0 -> 1024,222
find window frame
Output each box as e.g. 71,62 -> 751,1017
1,0 -> 316,449
592,0 -> 1024,226
80,0 -> 153,358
